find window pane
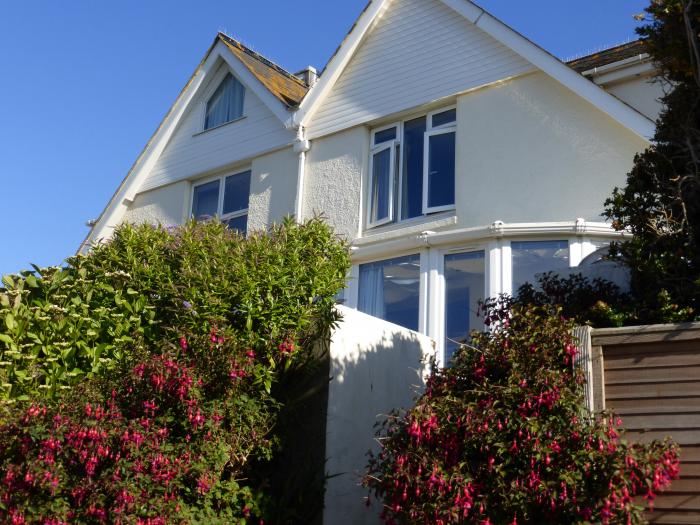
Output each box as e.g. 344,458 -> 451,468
444,251 -> 485,363
224,214 -> 247,235
374,127 -> 397,145
427,132 -> 455,209
401,116 -> 426,220
358,254 -> 420,331
205,74 -> 245,130
432,109 -> 456,128
370,148 -> 392,223
512,240 -> 569,293
192,180 -> 220,220
223,171 -> 251,215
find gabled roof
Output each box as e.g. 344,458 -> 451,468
293,0 -> 655,140
80,33 -> 303,252
567,40 -> 648,73
217,33 -> 309,107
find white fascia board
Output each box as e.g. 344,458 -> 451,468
441,0 -> 656,140
292,0 -> 391,129
214,41 -> 292,124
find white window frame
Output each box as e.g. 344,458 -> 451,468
423,127 -> 457,214
190,169 -> 251,234
367,134 -> 398,228
367,106 -> 456,230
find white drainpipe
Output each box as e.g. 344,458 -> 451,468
293,126 -> 310,222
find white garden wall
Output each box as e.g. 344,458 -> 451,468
324,306 -> 435,525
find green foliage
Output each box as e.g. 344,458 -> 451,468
515,272 -> 632,327
603,1 -> 700,323
0,218 -> 348,402
0,218 -> 350,523
365,300 -> 679,524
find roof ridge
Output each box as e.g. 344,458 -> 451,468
217,32 -> 308,87
566,39 -> 647,65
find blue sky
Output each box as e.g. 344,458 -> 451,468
0,0 -> 648,277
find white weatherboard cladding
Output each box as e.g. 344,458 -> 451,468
454,72 -> 649,226
306,0 -> 533,139
248,147 -> 298,231
142,79 -> 294,192
303,126 -> 369,240
122,181 -> 190,227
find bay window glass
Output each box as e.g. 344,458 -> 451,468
204,73 -> 245,130
511,240 -> 569,293
358,254 -> 420,331
444,251 -> 485,362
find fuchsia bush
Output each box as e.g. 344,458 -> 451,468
0,218 -> 350,523
364,299 -> 679,525
0,328 -> 280,524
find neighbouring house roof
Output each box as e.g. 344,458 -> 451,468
217,33 -> 309,108
567,40 -> 648,73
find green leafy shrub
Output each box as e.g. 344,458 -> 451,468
603,1 -> 700,323
0,218 -> 348,401
364,299 -> 679,524
0,218 -> 350,523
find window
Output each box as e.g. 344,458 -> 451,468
511,240 -> 569,293
368,107 -> 456,228
204,73 -> 245,130
358,254 -> 420,331
444,251 -> 485,363
192,170 -> 251,234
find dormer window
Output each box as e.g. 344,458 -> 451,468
204,73 -> 245,130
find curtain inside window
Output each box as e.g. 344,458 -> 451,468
205,74 -> 245,130
358,264 -> 386,320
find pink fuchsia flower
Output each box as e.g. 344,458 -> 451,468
179,336 -> 188,351
278,338 -> 295,355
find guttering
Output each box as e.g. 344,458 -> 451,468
351,219 -> 627,262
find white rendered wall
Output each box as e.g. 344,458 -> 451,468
454,71 -> 649,226
325,306 -> 435,525
303,126 -> 370,240
122,180 -> 190,227
142,63 -> 294,192
248,146 -> 298,231
606,76 -> 665,121
306,0 -> 532,139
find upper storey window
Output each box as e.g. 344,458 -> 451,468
204,73 -> 245,130
367,107 -> 456,228
192,170 -> 251,234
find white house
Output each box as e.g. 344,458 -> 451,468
83,0 -> 663,367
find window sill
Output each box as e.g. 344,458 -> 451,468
193,115 -> 247,136
357,211 -> 457,246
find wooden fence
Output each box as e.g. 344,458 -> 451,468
583,323 -> 700,524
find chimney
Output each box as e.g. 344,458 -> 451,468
294,66 -> 318,87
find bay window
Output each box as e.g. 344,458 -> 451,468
368,107 -> 456,228
511,240 -> 570,293
358,254 -> 420,331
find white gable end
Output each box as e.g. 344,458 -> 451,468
306,0 -> 533,139
141,66 -> 294,192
